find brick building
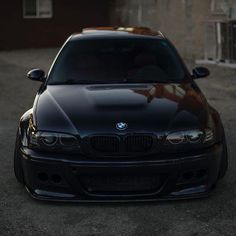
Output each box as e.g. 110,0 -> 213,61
0,0 -> 110,50
1,0 -> 236,64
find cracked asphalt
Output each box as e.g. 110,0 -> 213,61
0,48 -> 235,236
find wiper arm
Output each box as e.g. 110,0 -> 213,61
126,79 -> 167,84
142,80 -> 167,83
49,79 -> 79,85
50,79 -> 129,85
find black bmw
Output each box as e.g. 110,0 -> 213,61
14,27 -> 228,201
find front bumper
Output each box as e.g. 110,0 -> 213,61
20,144 -> 223,202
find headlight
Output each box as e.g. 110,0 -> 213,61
203,129 -> 214,143
29,131 -> 80,152
163,129 -> 215,152
166,130 -> 204,145
41,133 -> 58,146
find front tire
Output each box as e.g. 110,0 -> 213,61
14,131 -> 24,184
218,138 -> 228,180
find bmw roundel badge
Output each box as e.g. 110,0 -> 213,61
116,122 -> 128,131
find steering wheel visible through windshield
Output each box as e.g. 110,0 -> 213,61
47,38 -> 186,85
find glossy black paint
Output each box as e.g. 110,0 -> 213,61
15,27 -> 227,201
27,69 -> 46,82
35,83 -> 209,136
192,67 -> 210,79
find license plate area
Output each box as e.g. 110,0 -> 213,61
78,174 -> 167,195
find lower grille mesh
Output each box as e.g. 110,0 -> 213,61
79,175 -> 164,194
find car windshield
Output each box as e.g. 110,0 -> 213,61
48,38 -> 186,85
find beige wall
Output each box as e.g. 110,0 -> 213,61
110,0 -> 212,60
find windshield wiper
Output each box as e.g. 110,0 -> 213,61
126,79 -> 168,84
49,78 -> 132,85
50,79 -> 109,85
49,79 -> 170,85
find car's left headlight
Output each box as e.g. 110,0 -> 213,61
163,129 -> 215,152
28,131 -> 80,153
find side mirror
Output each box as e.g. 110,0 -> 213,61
27,69 -> 46,82
192,67 -> 210,79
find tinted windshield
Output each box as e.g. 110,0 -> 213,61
48,38 -> 186,85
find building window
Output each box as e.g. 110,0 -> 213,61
23,0 -> 53,18
211,0 -> 226,15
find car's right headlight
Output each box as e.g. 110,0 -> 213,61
28,130 -> 80,153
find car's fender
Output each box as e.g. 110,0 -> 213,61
19,108 -> 33,147
209,106 -> 225,143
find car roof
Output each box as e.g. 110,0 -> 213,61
70,27 -> 165,41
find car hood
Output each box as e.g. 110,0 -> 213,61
35,83 -> 209,136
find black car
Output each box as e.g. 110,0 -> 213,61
14,27 -> 228,201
